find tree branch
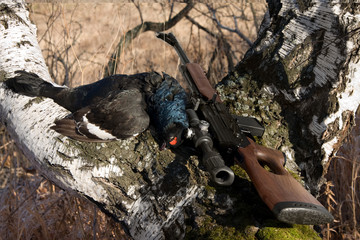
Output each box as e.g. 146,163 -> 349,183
103,1 -> 194,77
186,15 -> 235,74
208,5 -> 253,47
131,0 -> 143,24
0,2 -> 200,239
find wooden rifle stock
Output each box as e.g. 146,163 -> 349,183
237,138 -> 334,225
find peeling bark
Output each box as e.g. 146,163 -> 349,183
1,1 -> 359,239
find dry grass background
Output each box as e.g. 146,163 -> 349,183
31,2 -> 261,87
322,110 -> 360,240
0,1 -> 358,239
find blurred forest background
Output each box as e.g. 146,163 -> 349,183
0,1 -> 358,239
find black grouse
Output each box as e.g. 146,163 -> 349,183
5,70 -> 189,147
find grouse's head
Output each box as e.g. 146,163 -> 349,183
163,122 -> 187,148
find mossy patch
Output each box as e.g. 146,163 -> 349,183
23,97 -> 45,110
0,70 -> 7,82
231,165 -> 249,181
186,216 -> 250,240
256,220 -> 321,240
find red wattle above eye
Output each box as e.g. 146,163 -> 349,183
169,137 -> 177,146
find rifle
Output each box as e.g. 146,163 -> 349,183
156,32 -> 334,225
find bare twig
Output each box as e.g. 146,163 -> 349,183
5,179 -> 43,222
207,45 -> 218,80
104,1 -> 195,77
131,0 -> 143,24
168,0 -> 174,20
249,2 -> 260,33
186,15 -> 235,73
0,140 -> 14,150
208,5 -> 253,47
93,205 -> 97,240
37,4 -> 62,44
186,15 -> 216,37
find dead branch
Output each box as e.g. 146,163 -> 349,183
185,16 -> 235,75
249,2 -> 260,33
208,5 -> 253,47
168,1 -> 175,20
131,0 -> 143,24
103,1 -> 195,77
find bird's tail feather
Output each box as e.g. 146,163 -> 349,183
5,70 -> 58,97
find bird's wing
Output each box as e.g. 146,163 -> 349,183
51,89 -> 150,142
51,116 -> 111,142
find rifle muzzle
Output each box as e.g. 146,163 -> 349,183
201,143 -> 235,186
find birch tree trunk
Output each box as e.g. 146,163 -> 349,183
0,0 -> 359,239
219,0 -> 360,193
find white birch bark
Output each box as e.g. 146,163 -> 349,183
0,0 -> 108,203
0,1 -> 201,239
274,1 -> 360,162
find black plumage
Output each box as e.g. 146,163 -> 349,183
148,73 -> 189,147
5,70 -> 188,146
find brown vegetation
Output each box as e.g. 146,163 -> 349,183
322,109 -> 360,240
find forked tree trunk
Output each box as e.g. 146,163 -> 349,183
0,1 -> 359,239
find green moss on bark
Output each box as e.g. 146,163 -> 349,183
186,216 -> 250,240
256,221 -> 321,240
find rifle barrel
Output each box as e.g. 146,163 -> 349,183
156,32 -> 190,64
157,32 -> 201,99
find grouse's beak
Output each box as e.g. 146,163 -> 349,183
160,136 -> 179,150
160,141 -> 167,151
159,136 -> 180,151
